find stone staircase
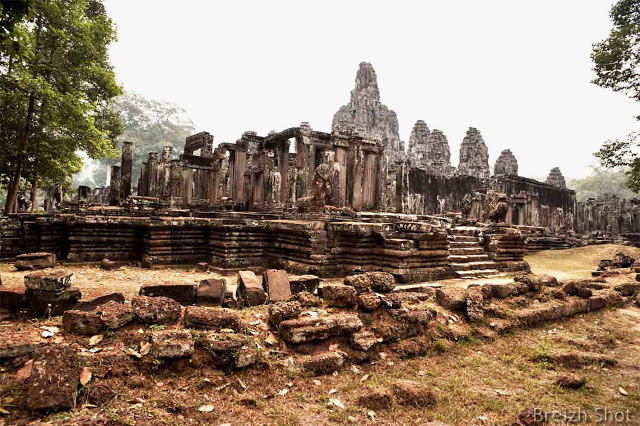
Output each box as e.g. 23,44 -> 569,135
448,226 -> 501,279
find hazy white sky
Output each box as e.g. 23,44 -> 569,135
103,0 -> 638,179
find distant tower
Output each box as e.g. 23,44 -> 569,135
494,149 -> 518,176
408,121 -> 455,177
546,167 -> 566,188
332,62 -> 404,161
458,127 -> 490,179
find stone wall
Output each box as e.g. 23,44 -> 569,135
576,196 -> 640,234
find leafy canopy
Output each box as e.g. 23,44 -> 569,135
591,0 -> 640,192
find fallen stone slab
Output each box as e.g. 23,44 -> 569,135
613,282 -> 640,297
0,331 -> 34,359
367,272 -> 397,293
435,287 -> 467,311
319,285 -> 358,308
289,291 -> 322,307
222,292 -> 238,309
132,295 -> 182,325
26,287 -> 82,316
26,345 -> 79,411
98,301 -> 134,330
25,270 -> 75,292
264,269 -> 292,302
268,301 -> 302,327
197,278 -> 226,306
236,270 -> 267,307
391,380 -> 438,407
562,282 -> 593,299
63,310 -> 105,335
379,293 -> 402,309
358,292 -> 381,312
278,314 -> 363,344
15,252 -> 56,271
139,282 -> 198,306
199,332 -> 260,369
0,289 -> 26,310
357,387 -> 393,410
183,306 -> 245,331
74,292 -> 125,311
302,351 -> 344,375
151,330 -> 194,358
289,275 -> 320,294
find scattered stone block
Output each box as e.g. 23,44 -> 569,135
278,314 -> 363,344
379,293 -> 402,309
0,331 -> 33,359
74,292 -> 125,311
350,330 -> 382,351
268,301 -> 301,327
344,274 -> 371,293
98,301 -> 134,330
184,306 -> 245,331
26,345 -> 79,411
613,282 -> 640,297
15,252 -> 56,271
465,286 -> 484,322
236,270 -> 267,307
562,282 -> 593,299
391,380 -> 437,407
358,387 -> 393,410
199,332 -> 259,369
263,269 -> 291,302
435,287 -> 467,311
289,274 -> 320,294
151,330 -> 194,358
132,295 -> 182,325
26,287 -> 82,315
63,310 -> 105,335
222,292 -> 238,309
195,262 -> 209,272
139,282 -> 198,306
197,278 -> 226,306
289,291 -> 322,307
25,270 -> 75,292
320,285 -> 358,308
99,258 -> 120,271
368,272 -> 396,293
0,289 -> 26,310
358,292 -> 381,311
302,351 -> 344,375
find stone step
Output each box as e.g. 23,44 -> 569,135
450,261 -> 499,271
449,235 -> 481,243
448,254 -> 490,263
449,247 -> 485,255
451,227 -> 482,236
455,269 -> 501,278
449,241 -> 481,248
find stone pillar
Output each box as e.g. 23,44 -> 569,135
147,153 -> 158,197
279,142 -> 289,204
351,147 -> 363,210
362,150 -> 378,210
120,141 -> 133,200
162,146 -> 173,162
233,144 -> 247,203
182,166 -> 193,204
139,162 -> 148,196
334,145 -> 348,206
78,185 -> 91,203
169,160 -> 184,202
109,165 -> 121,206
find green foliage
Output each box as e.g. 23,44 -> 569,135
591,0 -> 640,193
567,165 -> 637,200
88,92 -> 195,187
0,0 -> 122,212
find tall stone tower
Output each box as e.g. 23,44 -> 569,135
332,62 -> 404,162
458,127 -> 490,179
546,167 -> 566,189
408,121 -> 455,177
494,149 -> 518,176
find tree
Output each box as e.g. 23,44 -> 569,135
88,92 -> 196,187
592,0 -> 640,193
567,165 -> 637,201
0,0 -> 122,214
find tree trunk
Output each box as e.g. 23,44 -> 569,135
30,180 -> 37,212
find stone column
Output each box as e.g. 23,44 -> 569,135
139,162 -> 148,196
120,141 -> 133,200
147,152 -> 158,197
362,150 -> 378,210
279,142 -> 290,204
351,146 -> 363,210
233,144 -> 247,203
78,185 -> 90,203
109,165 -> 121,206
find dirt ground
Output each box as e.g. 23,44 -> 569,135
1,244 -> 640,425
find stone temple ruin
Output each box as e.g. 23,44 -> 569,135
1,61 -> 639,276
2,62 -> 640,423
